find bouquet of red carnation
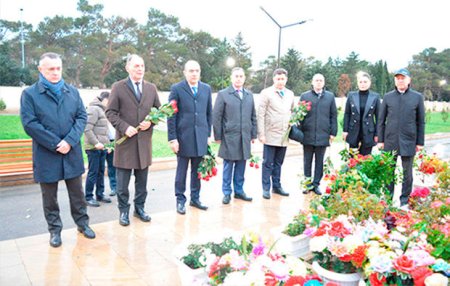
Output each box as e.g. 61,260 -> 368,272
249,154 -> 260,169
283,100 -> 311,143
197,145 -> 218,181
116,100 -> 178,144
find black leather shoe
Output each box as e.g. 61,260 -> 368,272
273,187 -> 289,196
222,195 -> 231,204
190,200 -> 208,210
134,208 -> 151,222
86,199 -> 100,207
98,197 -> 112,203
77,225 -> 96,239
302,184 -> 314,194
234,193 -> 253,202
177,203 -> 186,215
109,190 -> 116,196
119,211 -> 130,226
263,190 -> 271,199
49,233 -> 62,248
312,186 -> 322,195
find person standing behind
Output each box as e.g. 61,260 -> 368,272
257,68 -> 294,199
167,60 -> 213,215
106,54 -> 161,226
300,73 -> 338,195
377,68 -> 425,208
343,72 -> 380,155
83,91 -> 112,207
20,52 -> 95,247
106,119 -> 117,196
213,67 -> 257,205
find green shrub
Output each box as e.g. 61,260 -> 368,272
0,98 -> 6,111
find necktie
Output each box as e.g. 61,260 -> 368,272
236,89 -> 242,99
135,82 -> 142,102
278,90 -> 284,97
192,86 -> 198,97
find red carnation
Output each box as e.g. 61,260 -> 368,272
369,273 -> 387,286
284,276 -> 306,286
328,221 -> 351,238
350,245 -> 368,267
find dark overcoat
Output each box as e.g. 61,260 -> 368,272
167,80 -> 212,157
377,87 -> 425,156
213,86 -> 257,161
20,81 -> 87,183
106,78 -> 161,169
343,91 -> 380,147
299,90 -> 338,146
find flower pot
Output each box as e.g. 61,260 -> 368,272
271,227 -> 311,258
312,261 -> 363,286
173,245 -> 209,286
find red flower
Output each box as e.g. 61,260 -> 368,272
211,167 -> 217,176
325,186 -> 332,194
197,172 -> 202,179
284,276 -> 306,286
328,221 -> 351,238
250,162 -> 254,167
369,273 -> 387,286
410,266 -> 433,286
410,186 -> 430,198
325,283 -> 340,286
393,254 -> 415,274
305,274 -> 321,281
348,158 -> 358,168
255,164 -> 259,169
350,245 -> 368,267
265,272 -> 278,286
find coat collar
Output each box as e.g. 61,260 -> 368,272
182,80 -> 202,98
37,81 -> 69,104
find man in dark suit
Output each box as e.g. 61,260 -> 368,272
378,68 -> 425,208
106,54 -> 161,226
21,52 -> 95,247
213,67 -> 257,204
167,60 -> 213,215
300,73 -> 338,195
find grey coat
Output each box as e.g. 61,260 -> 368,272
213,86 -> 257,160
20,81 -> 87,183
300,90 -> 338,146
106,78 -> 161,169
377,87 -> 425,156
84,97 -> 110,149
167,80 -> 213,157
343,91 -> 380,147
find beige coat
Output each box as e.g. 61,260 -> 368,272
84,97 -> 110,149
257,86 -> 294,147
106,78 -> 161,169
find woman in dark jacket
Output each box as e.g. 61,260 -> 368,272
343,72 -> 380,155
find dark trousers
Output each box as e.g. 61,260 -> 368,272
40,176 -> 89,234
85,150 -> 107,200
387,155 -> 414,206
106,150 -> 116,192
303,145 -> 327,187
116,167 -> 149,213
349,144 -> 373,156
222,159 -> 246,195
175,155 -> 202,205
262,145 -> 287,191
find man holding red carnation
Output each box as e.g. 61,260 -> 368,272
213,67 -> 257,204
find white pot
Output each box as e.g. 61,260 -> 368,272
173,246 -> 209,286
312,261 -> 362,286
271,226 -> 311,258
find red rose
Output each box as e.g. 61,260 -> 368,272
265,272 -> 278,286
328,221 -> 351,238
255,164 -> 259,169
197,172 -> 202,179
211,167 -> 217,176
393,254 -> 415,274
369,273 -> 387,286
284,276 -> 306,286
410,266 -> 433,286
348,158 -> 358,168
325,186 -> 332,194
250,162 -> 254,167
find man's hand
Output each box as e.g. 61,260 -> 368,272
377,143 -> 384,149
342,132 -> 348,141
416,145 -> 424,152
95,143 -> 104,150
259,136 -> 266,144
125,126 -> 138,137
56,140 -> 71,154
169,140 -> 179,154
374,136 -> 378,143
215,140 -> 221,144
139,120 -> 151,131
329,135 -> 335,144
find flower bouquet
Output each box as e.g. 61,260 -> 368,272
85,141 -> 115,152
116,100 -> 178,144
414,149 -> 450,191
283,100 -> 311,143
197,145 -> 218,181
249,153 -> 260,169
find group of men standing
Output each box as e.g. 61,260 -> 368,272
20,52 -> 424,248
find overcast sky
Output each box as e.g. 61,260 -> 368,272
1,0 -> 449,71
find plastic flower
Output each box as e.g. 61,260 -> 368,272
424,273 -> 449,286
393,254 -> 416,274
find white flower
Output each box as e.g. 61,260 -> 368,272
309,235 -> 329,252
284,256 -> 307,277
424,273 -> 449,286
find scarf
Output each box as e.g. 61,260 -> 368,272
39,73 -> 65,98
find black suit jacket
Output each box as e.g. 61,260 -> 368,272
167,80 -> 212,157
377,87 -> 425,156
343,91 -> 380,147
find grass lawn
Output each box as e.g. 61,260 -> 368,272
1,112 -> 448,157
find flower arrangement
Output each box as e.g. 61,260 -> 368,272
283,100 -> 311,142
179,231 -> 339,286
415,149 -> 450,191
197,145 -> 218,181
249,154 -> 260,169
85,141 -> 115,152
116,100 -> 178,144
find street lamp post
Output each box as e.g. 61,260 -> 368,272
20,8 -> 25,69
260,6 -> 311,67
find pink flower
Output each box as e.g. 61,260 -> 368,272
431,200 -> 444,209
446,197 -> 450,205
393,254 -> 415,274
410,186 -> 430,198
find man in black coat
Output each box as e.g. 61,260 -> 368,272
300,74 -> 338,195
378,68 -> 425,208
167,60 -> 213,215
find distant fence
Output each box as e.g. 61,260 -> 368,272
0,86 -> 448,114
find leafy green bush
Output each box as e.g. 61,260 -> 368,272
0,98 -> 6,111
